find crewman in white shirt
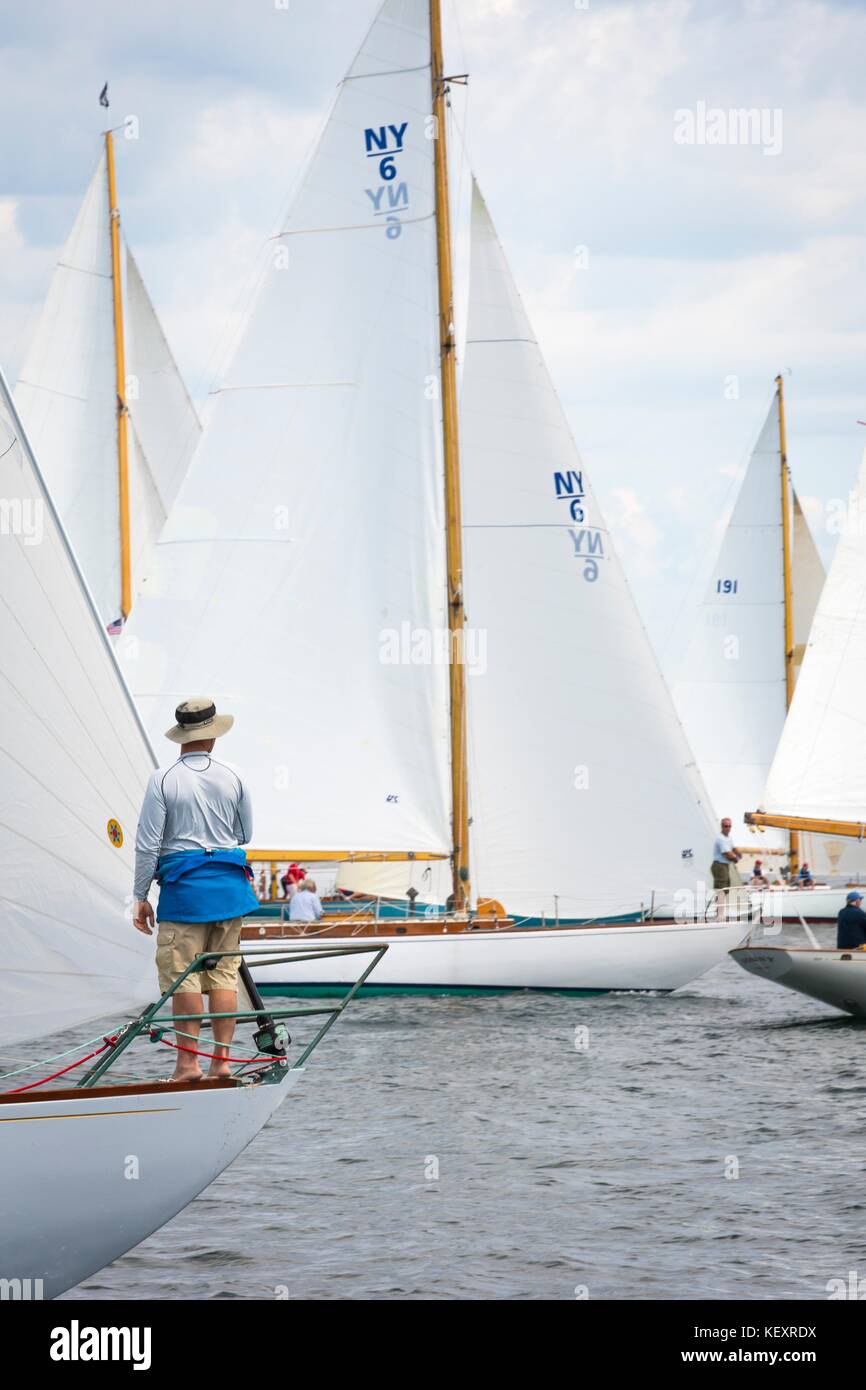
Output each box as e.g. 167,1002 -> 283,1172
289,880 -> 324,924
711,817 -> 742,891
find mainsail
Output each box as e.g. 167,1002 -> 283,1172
125,0 -> 452,856
461,184 -> 715,919
760,444 -> 866,829
15,148 -> 200,627
0,373 -> 155,1049
673,388 -> 824,857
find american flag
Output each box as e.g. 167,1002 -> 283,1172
106,617 -> 124,636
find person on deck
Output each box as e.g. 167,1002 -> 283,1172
711,817 -> 742,890
798,862 -> 814,888
280,862 -> 304,900
837,891 -> 866,948
750,860 -> 769,888
289,879 -> 324,924
132,698 -> 258,1083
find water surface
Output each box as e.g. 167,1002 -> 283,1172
56,927 -> 865,1300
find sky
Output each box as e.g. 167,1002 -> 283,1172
2,0 -> 865,667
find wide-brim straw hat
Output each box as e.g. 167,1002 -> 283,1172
165,698 -> 234,744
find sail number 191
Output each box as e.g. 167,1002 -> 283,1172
716,579 -> 738,594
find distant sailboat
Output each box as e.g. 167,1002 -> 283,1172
14,133 -> 200,630
125,0 -> 748,991
673,378 -> 864,909
674,380 -> 820,858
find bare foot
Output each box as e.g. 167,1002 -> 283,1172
208,1062 -> 231,1079
171,1067 -> 203,1084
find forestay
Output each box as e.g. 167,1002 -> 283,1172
0,374 -> 155,1049
461,184 -> 715,920
125,0 -> 452,855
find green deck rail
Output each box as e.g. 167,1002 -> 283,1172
78,943 -> 387,1088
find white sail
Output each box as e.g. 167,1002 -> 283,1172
336,858 -> 451,905
125,0 -> 451,856
461,184 -> 715,920
673,395 -> 789,852
125,246 -> 201,544
14,152 -> 120,624
14,156 -> 200,627
128,421 -> 168,596
784,490 -> 861,879
0,373 -> 155,1050
762,444 -> 866,826
792,489 -> 824,682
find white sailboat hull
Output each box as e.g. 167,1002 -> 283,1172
244,921 -> 750,994
731,945 -> 866,1016
1,1072 -> 301,1299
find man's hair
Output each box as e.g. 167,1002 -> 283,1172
301,879 -> 317,893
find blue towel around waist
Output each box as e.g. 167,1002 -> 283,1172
155,847 -> 258,924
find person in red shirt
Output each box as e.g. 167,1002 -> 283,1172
280,862 -> 305,899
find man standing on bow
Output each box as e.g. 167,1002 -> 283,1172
133,699 -> 258,1083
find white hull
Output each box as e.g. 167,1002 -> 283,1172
244,921 -> 750,994
731,945 -> 866,1016
1,1072 -> 301,1299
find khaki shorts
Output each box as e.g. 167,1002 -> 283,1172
711,861 -> 742,889
156,918 -> 243,996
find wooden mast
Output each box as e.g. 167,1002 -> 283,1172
105,129 -> 132,621
430,0 -> 470,910
225,17 -> 471,891
777,373 -> 799,874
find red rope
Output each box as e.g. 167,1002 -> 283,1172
4,1031 -> 276,1096
5,1037 -> 117,1094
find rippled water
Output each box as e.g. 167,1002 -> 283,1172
58,925 -> 866,1301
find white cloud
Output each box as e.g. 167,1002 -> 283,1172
605,485 -> 664,577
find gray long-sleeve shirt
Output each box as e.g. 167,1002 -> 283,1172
134,753 -> 254,900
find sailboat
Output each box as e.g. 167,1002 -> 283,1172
14,129 -> 201,631
123,0 -> 750,993
0,373 -> 379,1297
673,378 -> 863,921
731,435 -> 866,1013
